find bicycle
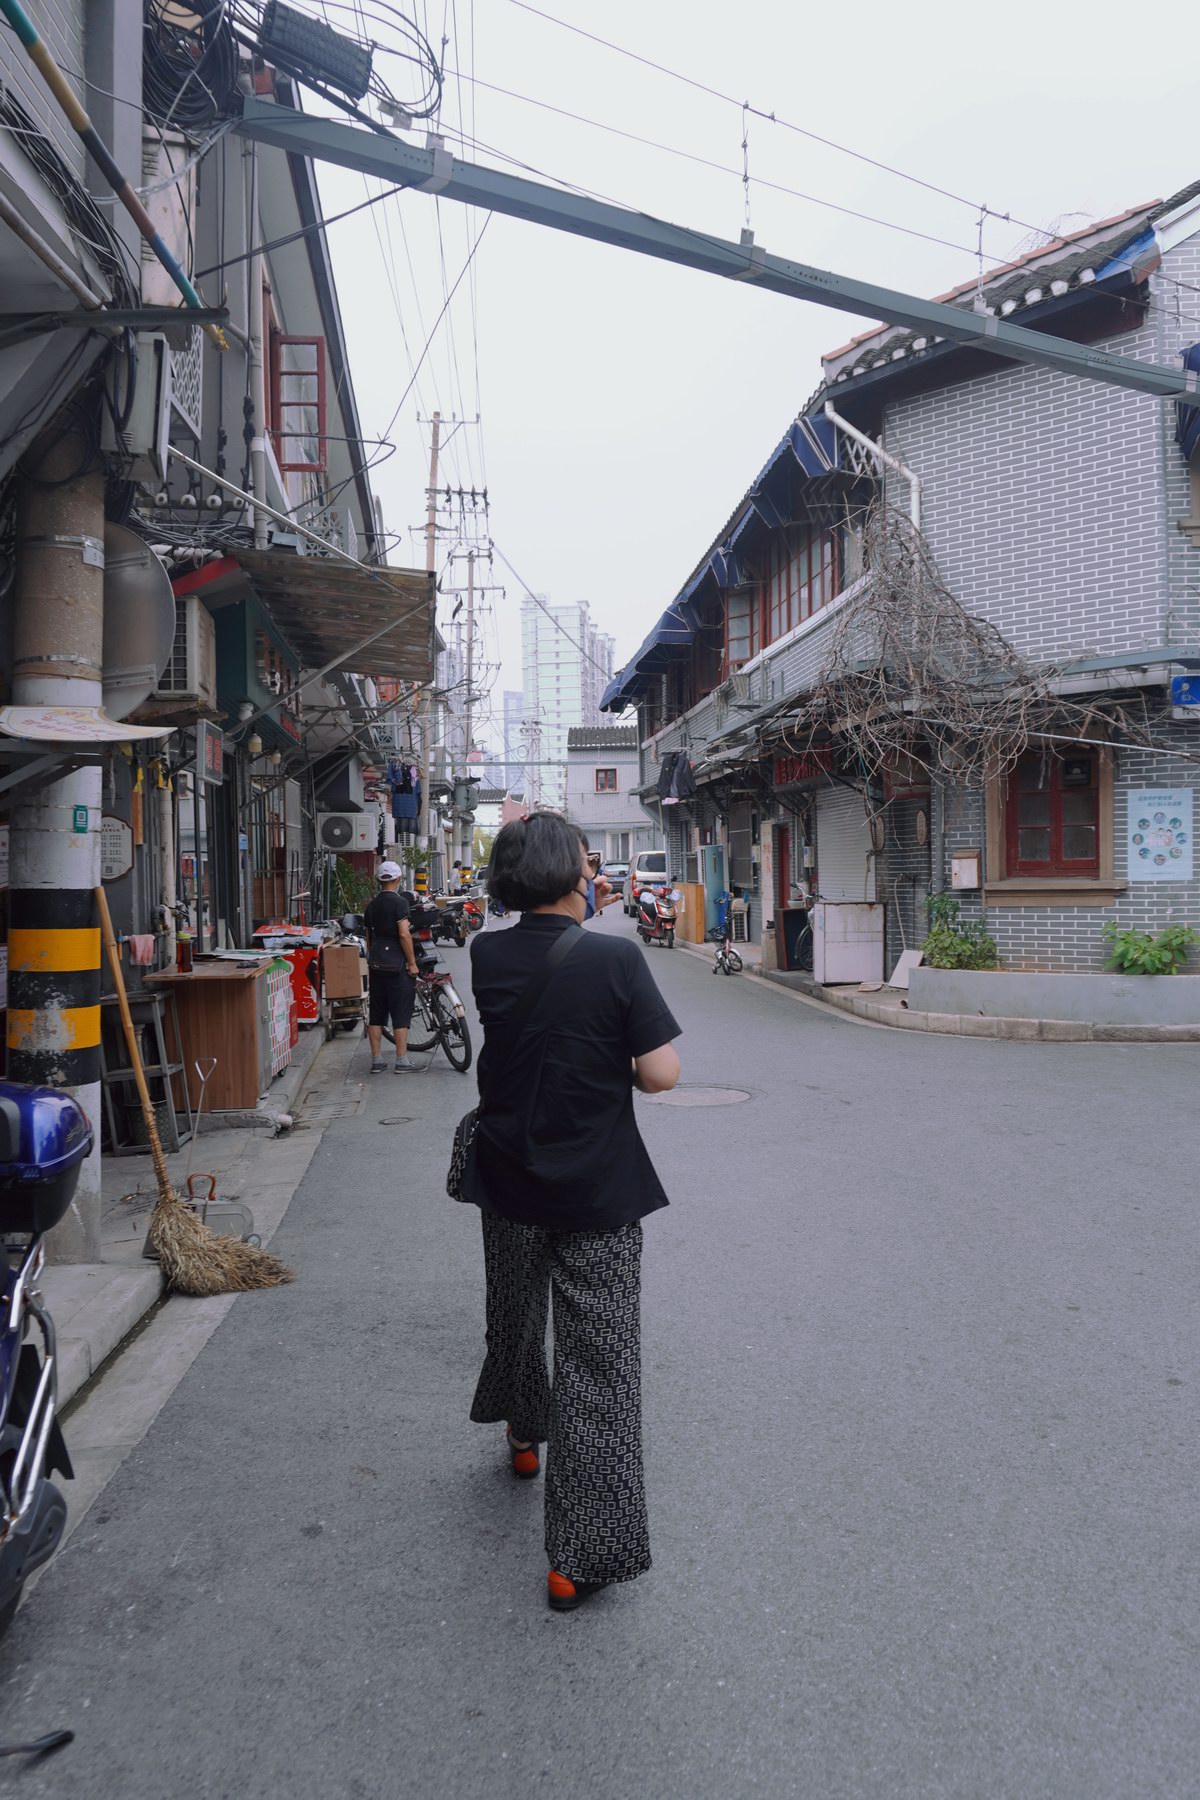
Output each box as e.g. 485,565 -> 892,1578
404,952 -> 473,1072
707,895 -> 743,976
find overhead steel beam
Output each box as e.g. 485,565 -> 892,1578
238,99 -> 1200,406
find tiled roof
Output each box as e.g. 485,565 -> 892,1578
821,199 -> 1171,384
567,725 -> 638,750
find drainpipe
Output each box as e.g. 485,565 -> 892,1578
824,401 -> 921,530
246,141 -> 269,549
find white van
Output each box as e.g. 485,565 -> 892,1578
623,849 -> 668,915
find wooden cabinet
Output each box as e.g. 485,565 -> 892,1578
146,962 -> 274,1111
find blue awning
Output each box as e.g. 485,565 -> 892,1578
1178,343 -> 1200,465
1092,225 -> 1160,286
601,410 -> 839,710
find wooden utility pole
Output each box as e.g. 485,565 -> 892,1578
461,547 -> 475,866
416,411 -> 440,879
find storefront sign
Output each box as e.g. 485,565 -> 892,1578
197,720 -> 224,787
1126,788 -> 1193,881
100,815 -> 133,881
774,750 -> 832,787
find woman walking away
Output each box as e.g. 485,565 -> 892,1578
461,812 -> 681,1612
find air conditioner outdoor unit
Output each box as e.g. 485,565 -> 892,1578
318,811 -> 377,853
156,595 -> 217,709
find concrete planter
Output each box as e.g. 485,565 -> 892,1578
908,967 -> 1200,1027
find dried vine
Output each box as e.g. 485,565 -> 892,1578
771,504 -> 1160,787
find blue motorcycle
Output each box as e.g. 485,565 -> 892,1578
0,1082 -> 92,1638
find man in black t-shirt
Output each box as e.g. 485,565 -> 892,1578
363,861 -> 419,1072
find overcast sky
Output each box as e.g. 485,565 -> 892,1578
313,0 -> 1196,752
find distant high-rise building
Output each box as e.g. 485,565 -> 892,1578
502,689 -> 525,791
520,598 -> 616,812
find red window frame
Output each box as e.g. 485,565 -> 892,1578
1005,750 -> 1100,876
595,768 -> 618,792
269,332 -> 327,473
764,526 -> 840,648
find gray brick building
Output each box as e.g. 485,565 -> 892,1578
565,726 -> 660,864
603,184 -> 1200,975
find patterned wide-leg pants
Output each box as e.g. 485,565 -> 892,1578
470,1210 -> 650,1586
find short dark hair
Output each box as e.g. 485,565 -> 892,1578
486,811 -> 585,911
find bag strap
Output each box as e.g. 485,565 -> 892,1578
502,923 -> 583,1044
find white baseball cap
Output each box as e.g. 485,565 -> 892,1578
377,861 -> 403,881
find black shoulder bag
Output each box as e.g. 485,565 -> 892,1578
446,925 -> 582,1202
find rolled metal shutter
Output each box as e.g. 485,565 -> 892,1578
815,786 -> 876,900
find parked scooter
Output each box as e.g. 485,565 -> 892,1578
429,897 -> 468,950
463,895 -> 486,932
0,1082 -> 93,1637
637,883 -> 678,949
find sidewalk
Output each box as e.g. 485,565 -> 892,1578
677,932 -> 1198,1039
45,1022 -> 333,1407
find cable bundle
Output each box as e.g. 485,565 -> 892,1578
142,0 -> 240,132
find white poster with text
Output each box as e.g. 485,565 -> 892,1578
1126,789 -> 1193,880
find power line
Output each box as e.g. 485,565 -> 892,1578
490,542 -> 625,687
441,65 -> 1004,265
504,0 -> 1056,246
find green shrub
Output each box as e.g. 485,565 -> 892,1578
1102,921 -> 1199,975
922,894 -> 1000,970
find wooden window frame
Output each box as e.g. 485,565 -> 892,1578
984,742 -> 1124,906
763,525 -> 841,650
594,767 -> 618,793
724,585 -> 761,672
269,332 -> 328,473
1006,750 -> 1100,877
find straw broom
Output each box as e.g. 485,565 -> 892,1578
96,888 -> 294,1296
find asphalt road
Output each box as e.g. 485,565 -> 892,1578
2,917 -> 1198,1799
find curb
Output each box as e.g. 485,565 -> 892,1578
47,1261 -> 165,1408
762,973 -> 1200,1041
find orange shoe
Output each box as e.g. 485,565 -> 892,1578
547,1569 -> 610,1613
505,1428 -> 540,1479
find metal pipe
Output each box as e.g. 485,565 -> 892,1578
238,100 -> 1200,407
0,190 -> 103,308
824,401 -> 921,529
246,141 -> 269,549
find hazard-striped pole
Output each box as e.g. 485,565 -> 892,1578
6,413 -> 106,1261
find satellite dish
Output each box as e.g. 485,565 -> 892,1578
102,523 -> 175,720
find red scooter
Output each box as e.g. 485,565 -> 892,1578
637,884 -> 678,949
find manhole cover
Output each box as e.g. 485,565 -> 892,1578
377,1117 -> 415,1125
641,1086 -> 751,1107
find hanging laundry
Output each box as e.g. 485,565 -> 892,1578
656,751 -> 696,805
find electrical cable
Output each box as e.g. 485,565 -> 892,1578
490,542 -> 621,683
442,66 -> 999,264
503,0 -> 1059,248
313,210 -> 491,519
142,0 -> 240,132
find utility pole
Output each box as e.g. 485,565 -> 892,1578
7,409 -> 105,1263
461,547 -> 475,867
416,410 -> 440,883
